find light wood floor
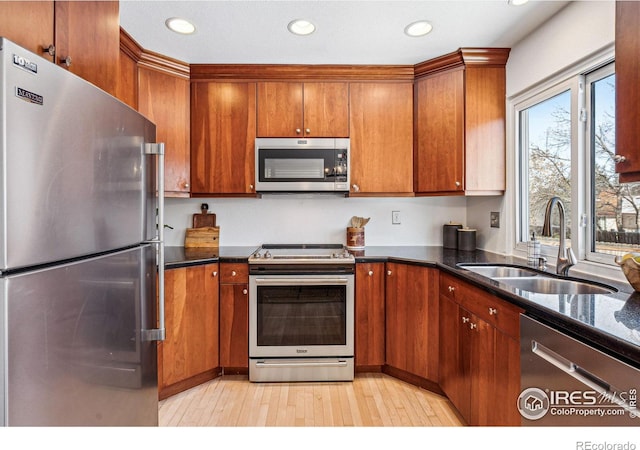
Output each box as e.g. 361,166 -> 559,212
159,373 -> 464,427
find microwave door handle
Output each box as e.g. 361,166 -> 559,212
531,340 -> 640,416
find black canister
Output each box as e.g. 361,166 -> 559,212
457,228 -> 477,251
443,222 -> 463,249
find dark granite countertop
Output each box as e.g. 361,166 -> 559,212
164,244 -> 640,368
164,245 -> 258,269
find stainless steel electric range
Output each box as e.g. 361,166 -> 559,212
248,244 -> 355,382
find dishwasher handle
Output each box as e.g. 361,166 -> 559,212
532,340 -> 639,416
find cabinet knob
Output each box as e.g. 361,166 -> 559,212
455,181 -> 461,187
59,56 -> 72,67
387,270 -> 392,276
242,288 -> 248,295
470,322 -> 477,330
249,184 -> 254,190
448,285 -> 455,292
42,44 -> 55,57
462,316 -> 470,323
614,155 -> 627,163
231,270 -> 237,276
305,128 -> 311,134
212,271 -> 218,277
295,128 -> 302,134
368,270 -> 374,276
351,184 -> 360,192
489,307 -> 497,316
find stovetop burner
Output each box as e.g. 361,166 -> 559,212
249,244 -> 355,264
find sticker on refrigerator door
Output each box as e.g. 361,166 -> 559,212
12,54 -> 37,74
15,87 -> 43,105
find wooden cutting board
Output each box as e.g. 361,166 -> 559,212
184,227 -> 220,248
193,212 -> 216,228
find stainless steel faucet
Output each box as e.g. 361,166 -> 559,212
541,196 -> 577,276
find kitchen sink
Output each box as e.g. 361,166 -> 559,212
493,276 -> 616,295
457,263 -> 617,295
457,264 -> 539,278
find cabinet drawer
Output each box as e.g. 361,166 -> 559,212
220,263 -> 249,283
439,272 -> 462,302
459,283 -> 522,340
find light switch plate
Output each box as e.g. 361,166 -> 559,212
490,211 -> 500,228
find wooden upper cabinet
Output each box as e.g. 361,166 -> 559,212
54,0 -> 120,97
0,1 -> 54,57
0,1 -> 119,97
414,48 -> 509,196
257,81 -> 349,137
117,29 -> 140,110
138,65 -> 191,197
191,82 -> 257,195
349,82 -> 414,195
615,1 -> 640,181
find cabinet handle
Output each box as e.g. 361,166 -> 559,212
470,322 -> 478,330
231,270 -> 237,276
351,184 -> 360,192
59,56 -> 72,67
212,271 -> 218,277
295,128 -> 302,134
387,270 -> 392,276
242,288 -> 248,295
614,155 -> 627,163
489,307 -> 497,316
448,285 -> 455,292
368,270 -> 374,276
305,128 -> 311,134
462,316 -> 470,323
42,44 -> 55,57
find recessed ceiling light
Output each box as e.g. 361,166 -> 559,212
404,21 -> 433,37
287,19 -> 316,36
508,0 -> 529,5
165,17 -> 196,35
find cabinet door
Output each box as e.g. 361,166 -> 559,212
256,82 -> 303,137
138,66 -> 191,196
414,69 -> 465,193
303,82 -> 349,137
191,82 -> 257,195
54,0 -> 120,96
349,82 -> 414,195
161,264 -> 219,390
385,263 -> 438,380
439,296 -> 470,422
0,1 -> 54,57
355,262 -> 386,368
615,1 -> 640,180
219,283 -> 249,369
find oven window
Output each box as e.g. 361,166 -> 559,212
256,285 -> 347,346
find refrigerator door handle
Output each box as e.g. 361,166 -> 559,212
143,142 -> 166,342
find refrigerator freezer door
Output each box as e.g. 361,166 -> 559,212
0,38 -> 157,271
0,245 -> 158,426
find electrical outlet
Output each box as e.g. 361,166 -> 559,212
490,211 -> 500,228
392,211 -> 401,224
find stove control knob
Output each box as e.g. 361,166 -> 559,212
252,251 -> 261,259
264,251 -> 272,259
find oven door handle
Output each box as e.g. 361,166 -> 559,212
252,277 -> 351,285
255,360 -> 349,368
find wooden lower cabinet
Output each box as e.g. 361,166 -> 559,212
219,263 -> 249,372
439,273 -> 522,426
355,262 -> 386,370
385,263 -> 439,384
159,263 -> 220,400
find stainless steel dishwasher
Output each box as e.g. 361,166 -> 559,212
520,315 -> 640,426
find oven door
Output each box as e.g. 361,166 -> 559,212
249,274 -> 354,358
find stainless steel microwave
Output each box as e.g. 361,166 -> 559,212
255,138 -> 350,193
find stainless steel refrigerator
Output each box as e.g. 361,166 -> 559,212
0,38 -> 165,426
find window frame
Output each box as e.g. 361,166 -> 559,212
509,45 -> 618,277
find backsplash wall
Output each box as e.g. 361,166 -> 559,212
164,196 -> 468,247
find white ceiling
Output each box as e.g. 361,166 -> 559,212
119,0 -> 570,65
